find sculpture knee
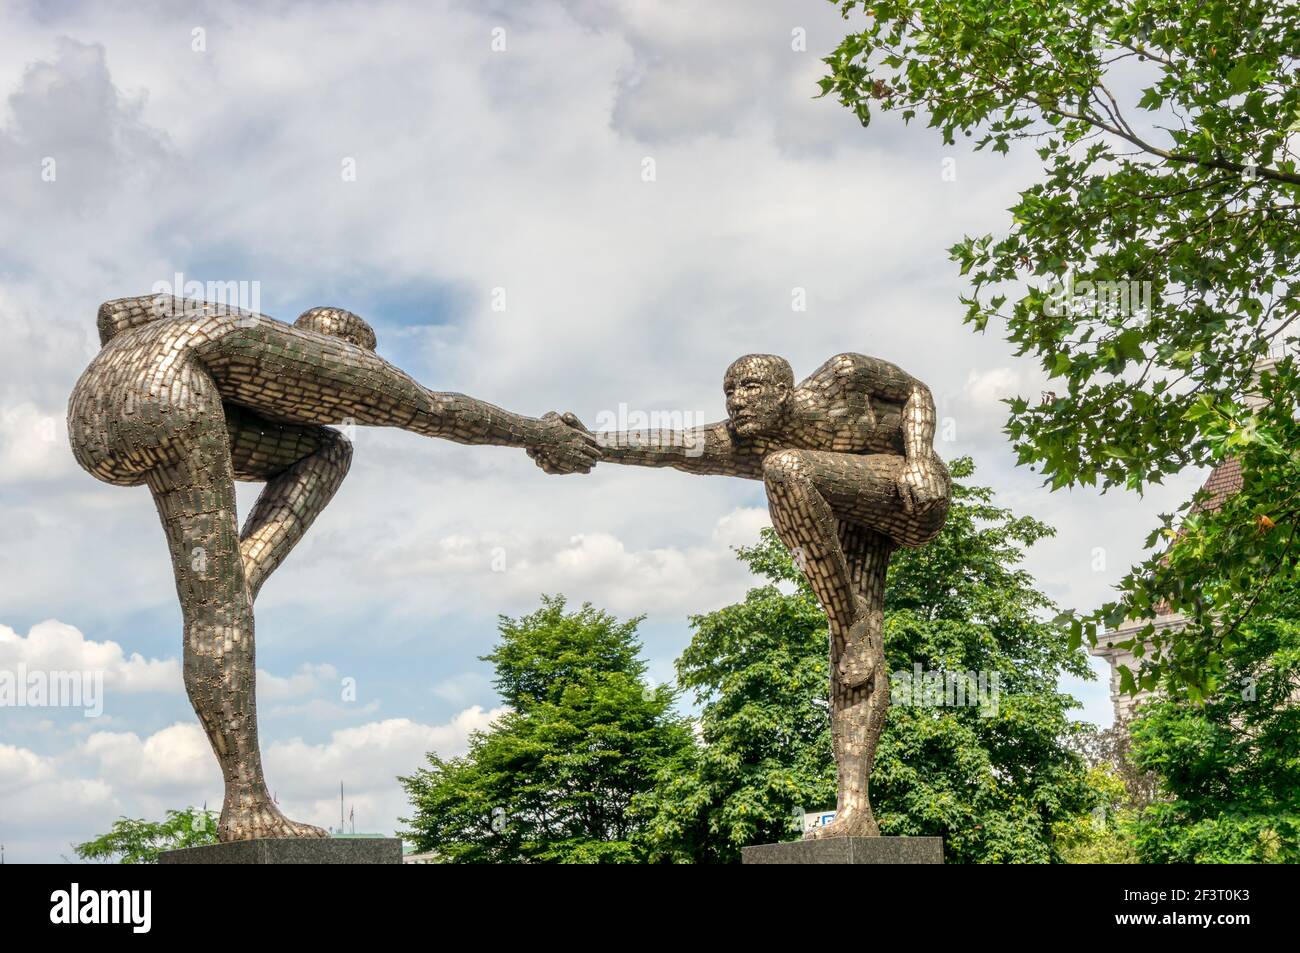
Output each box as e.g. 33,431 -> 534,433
96,296 -> 169,346
70,352 -> 223,485
894,501 -> 949,549
319,426 -> 354,477
763,449 -> 808,487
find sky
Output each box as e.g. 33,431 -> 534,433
0,0 -> 1209,863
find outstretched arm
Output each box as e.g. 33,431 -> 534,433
604,419 -> 753,476
403,392 -> 600,474
425,392 -> 570,448
181,306 -> 602,473
532,416 -> 759,478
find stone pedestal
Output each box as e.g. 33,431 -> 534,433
159,837 -> 403,864
742,836 -> 943,864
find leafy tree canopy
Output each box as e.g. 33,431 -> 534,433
74,807 -> 218,864
400,596 -> 694,863
820,0 -> 1300,696
1126,591 -> 1300,862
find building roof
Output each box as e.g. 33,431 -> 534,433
1191,457 -> 1243,514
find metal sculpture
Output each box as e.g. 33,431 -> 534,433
68,296 -> 598,840
537,353 -> 951,837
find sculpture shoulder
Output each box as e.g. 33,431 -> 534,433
784,354 -> 914,454
797,353 -> 916,404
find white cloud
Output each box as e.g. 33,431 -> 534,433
81,722 -> 215,791
286,498 -> 772,623
0,742 -> 57,795
0,618 -> 373,726
430,671 -> 493,706
965,366 -> 1023,411
0,707 -> 501,862
0,619 -> 179,694
269,709 -> 503,787
260,696 -> 382,723
0,37 -> 171,220
257,662 -> 340,703
0,403 -> 69,481
268,708 -> 507,835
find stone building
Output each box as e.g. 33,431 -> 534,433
1089,459 -> 1243,723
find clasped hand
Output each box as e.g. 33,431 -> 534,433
527,412 -> 601,474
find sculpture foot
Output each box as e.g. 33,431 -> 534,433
220,796 -> 328,841
803,806 -> 880,840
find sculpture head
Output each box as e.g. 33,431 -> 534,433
294,307 -> 377,351
724,353 -> 793,437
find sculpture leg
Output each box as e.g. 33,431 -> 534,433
762,450 -> 860,640
764,450 -> 945,838
764,450 -> 921,687
143,381 -> 326,841
818,522 -> 892,838
226,407 -> 352,601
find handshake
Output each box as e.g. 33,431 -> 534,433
527,411 -> 602,474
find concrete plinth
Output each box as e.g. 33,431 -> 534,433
742,836 -> 943,864
159,837 -> 403,864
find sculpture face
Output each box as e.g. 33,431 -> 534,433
724,354 -> 792,437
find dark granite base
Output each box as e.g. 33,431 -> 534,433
742,836 -> 943,864
159,837 -> 403,864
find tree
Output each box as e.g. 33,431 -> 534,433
74,807 -> 219,864
634,458 -> 1097,863
819,0 -> 1300,697
1125,596 -> 1300,862
1067,721 -> 1160,810
399,596 -> 694,863
632,563 -> 834,861
1051,765 -> 1139,863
